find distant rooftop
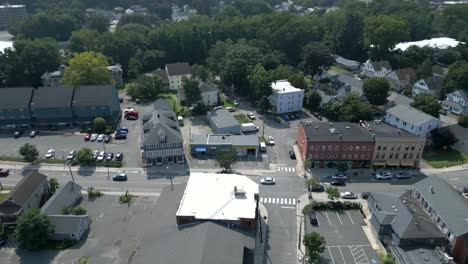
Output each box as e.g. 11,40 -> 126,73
271,80 -> 301,94
206,134 -> 259,146
360,120 -> 420,139
207,109 -> 239,129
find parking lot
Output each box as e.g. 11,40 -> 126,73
305,210 -> 379,264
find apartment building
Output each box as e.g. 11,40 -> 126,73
0,5 -> 26,30
269,80 -> 304,114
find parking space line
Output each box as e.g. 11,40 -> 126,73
327,247 -> 336,264
338,247 -> 347,264
325,212 -> 332,224
280,198 -> 284,204
347,211 -> 355,225
336,212 -> 343,225
292,199 -> 296,205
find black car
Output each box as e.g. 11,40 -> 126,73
463,186 -> 468,194
330,179 -> 346,186
106,153 -> 114,161
115,133 -> 127,140
310,184 -> 325,192
309,211 -> 318,225
289,150 -> 296,159
112,173 -> 127,181
104,134 -> 111,143
13,130 -> 24,138
115,152 -> 124,161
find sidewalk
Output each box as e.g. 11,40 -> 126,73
255,203 -> 269,264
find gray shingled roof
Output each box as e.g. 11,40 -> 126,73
41,181 -> 82,215
48,215 -> 88,235
300,121 -> 373,142
393,68 -> 416,82
335,56 -> 360,67
386,105 -> 439,126
207,109 -> 240,129
336,73 -> 363,96
199,83 -> 218,93
414,176 -> 468,236
166,63 -> 191,76
452,89 -> 468,102
371,61 -> 392,71
31,86 -> 74,108
365,121 -> 419,138
423,75 -> 444,93
142,100 -> 183,146
72,85 -> 114,107
0,87 -> 34,110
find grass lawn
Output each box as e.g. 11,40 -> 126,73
422,148 -> 468,168
258,136 -> 266,143
234,114 -> 250,124
330,65 -> 349,73
0,192 -> 10,201
157,93 -> 188,116
220,93 -> 234,108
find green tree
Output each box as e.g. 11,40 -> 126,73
182,78 -> 202,106
257,96 -> 272,114
458,114 -> 468,127
126,75 -> 163,100
444,60 -> 468,93
215,150 -> 239,172
438,49 -> 461,65
76,148 -> 94,166
85,14 -> 109,33
379,253 -> 396,264
300,42 -> 333,75
324,93 -> 373,122
19,143 -> 39,163
248,64 -> 273,100
304,158 -> 312,170
192,0 -> 217,15
14,12 -> 77,41
363,77 -> 390,106
417,60 -> 433,79
93,117 -> 107,133
68,29 -> 102,53
70,206 -> 87,215
326,187 -> 340,200
191,64 -> 210,82
306,176 -> 321,190
305,90 -> 322,111
411,94 -> 441,118
288,72 -> 306,89
303,232 -> 326,263
62,51 -> 111,87
48,178 -> 59,195
337,163 -> 349,173
364,16 -> 410,59
118,14 -> 160,28
15,209 -> 54,250
430,127 -> 459,150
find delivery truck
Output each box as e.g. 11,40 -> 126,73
241,123 -> 259,133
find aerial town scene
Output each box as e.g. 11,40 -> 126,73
0,0 -> 467,263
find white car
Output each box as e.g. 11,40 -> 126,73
247,112 -> 256,120
97,134 -> 104,142
97,151 -> 106,161
267,136 -> 275,145
375,172 -> 392,180
66,150 -> 76,160
394,172 -> 412,179
340,192 -> 358,199
332,173 -> 347,180
92,150 -> 99,160
45,149 -> 55,159
260,177 -> 276,185
90,134 -> 98,142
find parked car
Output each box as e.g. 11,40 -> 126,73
118,127 -> 129,133
394,172 -> 412,179
135,99 -> 141,104
92,150 -> 99,160
106,153 -> 114,161
463,186 -> 468,194
45,149 -> 55,159
115,152 -> 124,161
310,184 -> 325,192
247,112 -> 256,120
332,173 -> 347,180
97,151 -> 106,161
226,107 -> 236,112
375,172 -> 392,180
0,169 -> 10,177
115,133 -> 127,140
123,107 -> 135,114
282,114 -> 290,121
13,130 -> 24,138
125,111 -> 139,120
267,136 -> 275,145
66,150 -> 76,160
113,173 -> 128,181
309,211 -> 318,225
361,192 -> 370,199
97,134 -> 104,142
289,150 -> 296,159
29,130 -> 38,138
288,114 -> 295,120
293,113 -> 301,119
260,177 -> 276,185
104,134 -> 111,143
340,192 -> 358,199
90,134 -> 98,142
233,100 -> 239,106
330,179 -> 346,186
313,112 -> 322,120
84,133 -> 91,141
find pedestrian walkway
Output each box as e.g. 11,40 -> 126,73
260,197 -> 296,206
277,166 -> 296,172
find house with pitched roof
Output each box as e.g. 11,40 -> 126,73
362,60 -> 392,78
442,90 -> 468,115
140,99 -> 184,167
0,87 -> 34,129
199,83 -> 218,106
165,63 -> 191,91
328,70 -> 363,98
335,56 -> 360,71
385,105 -> 443,137
0,171 -> 48,224
30,86 -> 74,128
412,75 -> 444,98
385,68 -> 416,90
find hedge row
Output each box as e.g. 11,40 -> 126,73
302,201 -> 361,214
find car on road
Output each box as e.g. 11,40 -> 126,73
282,114 -> 290,121
226,107 -> 236,112
267,136 -> 275,145
0,169 -> 10,177
463,186 -> 468,194
90,134 -> 98,142
92,150 -> 99,160
330,179 -> 346,186
84,133 -> 91,141
332,173 -> 347,180
106,153 -> 114,161
115,152 -> 124,161
375,172 -> 392,180
260,177 -> 276,185
29,130 -> 38,138
233,100 -> 239,106
66,150 -> 76,160
313,112 -> 322,121
113,173 -> 128,181
247,112 -> 256,120
394,172 -> 412,179
340,192 -> 358,199
118,127 -> 129,133
97,151 -> 106,161
289,150 -> 296,159
361,192 -> 370,199
104,134 -> 111,143
45,149 -> 55,159
13,130 -> 24,138
97,134 -> 104,142
309,211 -> 318,225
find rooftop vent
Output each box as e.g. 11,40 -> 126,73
430,186 -> 434,194
314,126 -> 318,129
234,186 -> 246,196
329,122 -> 333,126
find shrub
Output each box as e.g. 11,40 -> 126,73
119,193 -> 133,204
302,203 -> 314,215
87,187 -> 103,199
308,201 -> 361,211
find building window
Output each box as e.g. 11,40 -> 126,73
328,146 -> 332,150
314,154 -> 318,159
403,121 -> 407,126
403,153 -> 408,159
356,146 -> 360,151
391,145 -> 395,150
383,146 -> 387,150
347,154 -> 352,159
310,146 -> 314,150
396,117 -> 400,122
354,154 -> 358,159
377,145 -> 381,150
381,153 -> 385,158
411,145 -> 415,151
361,154 -> 364,159
322,146 -> 326,150
416,154 -> 419,159
334,154 -> 338,158
342,154 -> 346,159
376,153 -> 380,158
366,154 -> 370,159
395,153 -> 399,158
405,146 -> 409,151
343,146 -> 347,150
321,154 -> 325,158
389,153 -> 393,159
335,146 -> 339,150
327,154 -> 331,158
363,146 -> 366,151
396,145 -> 401,150
409,153 -> 413,158
349,146 -> 353,150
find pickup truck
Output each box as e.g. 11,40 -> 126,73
241,123 -> 259,133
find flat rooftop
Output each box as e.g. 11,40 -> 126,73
176,173 -> 259,221
300,121 -> 374,142
361,120 -> 420,139
271,80 -> 302,94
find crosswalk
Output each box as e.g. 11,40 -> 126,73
260,197 -> 296,206
277,166 -> 295,172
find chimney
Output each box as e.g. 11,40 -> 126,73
398,130 -> 401,135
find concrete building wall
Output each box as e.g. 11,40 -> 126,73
201,90 -> 218,106
269,90 -> 304,114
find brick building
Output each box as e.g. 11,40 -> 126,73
297,121 -> 374,168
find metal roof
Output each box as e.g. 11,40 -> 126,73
41,181 -> 82,215
207,109 -> 240,129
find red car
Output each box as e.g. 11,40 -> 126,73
84,133 -> 91,141
0,169 -> 10,177
125,111 -> 139,120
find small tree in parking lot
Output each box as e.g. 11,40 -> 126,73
326,187 -> 340,200
303,232 -> 326,263
19,143 -> 39,162
48,178 -> 59,195
215,149 -> 238,173
76,148 -> 94,166
306,176 -> 320,191
93,117 -> 107,133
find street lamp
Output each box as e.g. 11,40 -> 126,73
166,166 -> 173,191
102,141 -> 110,180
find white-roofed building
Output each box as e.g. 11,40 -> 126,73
176,173 -> 259,229
394,37 -> 464,52
385,105 -> 443,137
269,80 -> 304,114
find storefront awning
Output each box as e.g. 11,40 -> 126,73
372,162 -> 386,166
195,147 -> 207,152
386,162 -> 400,166
400,162 -> 414,166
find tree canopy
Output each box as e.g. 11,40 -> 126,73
303,232 -> 326,263
444,60 -> 468,94
19,143 -> 39,163
411,94 -> 441,118
62,52 -> 111,86
363,77 -> 390,106
15,209 -> 54,250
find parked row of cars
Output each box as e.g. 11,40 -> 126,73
13,130 -> 38,138
84,127 -> 129,142
282,113 -> 300,121
92,150 -> 123,162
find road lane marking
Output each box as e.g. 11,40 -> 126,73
336,212 -> 343,225
328,247 -> 336,264
338,247 -> 347,264
347,211 -> 355,224
280,206 -> 295,209
268,198 -> 271,203
292,199 -> 296,205
325,212 -> 332,224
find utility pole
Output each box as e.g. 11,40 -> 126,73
67,162 -> 75,183
262,120 -> 265,138
166,166 -> 173,191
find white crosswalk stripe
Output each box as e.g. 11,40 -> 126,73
260,197 -> 296,206
277,166 -> 296,172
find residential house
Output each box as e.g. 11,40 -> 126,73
145,68 -> 169,90
0,4 -> 27,30
199,83 -> 218,106
329,71 -> 363,98
190,134 -> 259,157
140,99 -> 185,167
0,87 -> 34,129
442,90 -> 468,115
176,172 -> 259,229
385,68 -> 416,91
412,75 -> 444,98
362,60 -> 392,78
30,86 -> 74,128
386,91 -> 414,109
165,62 -> 191,91
296,121 -> 375,169
72,85 -> 121,126
444,124 -> 468,154
0,171 -> 49,224
269,80 -> 304,114
385,105 -> 442,137
335,56 -> 360,71
41,181 -> 89,241
206,108 -> 241,135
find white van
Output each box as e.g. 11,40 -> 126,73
260,142 -> 266,152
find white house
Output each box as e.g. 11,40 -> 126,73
362,60 -> 392,78
442,90 -> 468,115
385,68 -> 416,90
165,63 -> 191,91
269,80 -> 304,114
199,83 -> 218,106
411,75 -> 444,98
385,105 -> 443,137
